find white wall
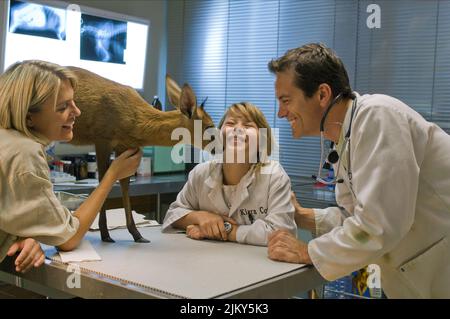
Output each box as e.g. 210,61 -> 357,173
0,1 -> 7,69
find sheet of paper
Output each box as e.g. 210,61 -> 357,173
90,208 -> 159,230
58,240 -> 101,263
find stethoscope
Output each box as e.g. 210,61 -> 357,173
312,91 -> 357,186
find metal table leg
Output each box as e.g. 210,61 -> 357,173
156,193 -> 161,223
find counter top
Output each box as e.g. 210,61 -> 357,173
53,173 -> 188,198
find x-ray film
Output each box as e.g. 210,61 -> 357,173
9,0 -> 66,41
80,14 -> 127,64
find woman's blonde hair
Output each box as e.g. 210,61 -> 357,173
218,102 -> 272,165
0,60 -> 77,145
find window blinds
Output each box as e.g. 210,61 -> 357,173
167,0 -> 450,177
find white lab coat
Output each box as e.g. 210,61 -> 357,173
309,93 -> 450,298
162,160 -> 297,246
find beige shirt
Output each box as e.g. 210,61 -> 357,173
0,129 -> 80,262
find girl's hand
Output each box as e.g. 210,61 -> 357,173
186,225 -> 205,240
186,215 -> 237,241
193,211 -> 237,241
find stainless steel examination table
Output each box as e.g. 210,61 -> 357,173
0,175 -> 331,298
0,227 -> 326,298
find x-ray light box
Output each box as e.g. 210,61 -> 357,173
3,0 -> 149,89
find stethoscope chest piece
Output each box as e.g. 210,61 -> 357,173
327,149 -> 339,164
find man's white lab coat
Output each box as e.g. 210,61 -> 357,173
162,160 -> 296,246
309,93 -> 450,298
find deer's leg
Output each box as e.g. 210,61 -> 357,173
119,177 -> 150,243
96,143 -> 115,243
114,147 -> 150,243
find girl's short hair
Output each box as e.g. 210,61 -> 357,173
218,102 -> 273,164
0,60 -> 77,145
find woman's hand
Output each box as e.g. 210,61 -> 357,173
6,238 -> 45,273
107,148 -> 142,180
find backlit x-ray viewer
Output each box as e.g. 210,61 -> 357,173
9,0 -> 66,40
3,0 -> 149,89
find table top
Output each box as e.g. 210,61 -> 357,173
0,227 -> 326,299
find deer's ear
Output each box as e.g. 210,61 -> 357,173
179,84 -> 197,119
166,74 -> 182,107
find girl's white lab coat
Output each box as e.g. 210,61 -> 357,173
309,93 -> 450,298
162,160 -> 297,246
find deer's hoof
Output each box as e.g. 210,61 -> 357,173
134,237 -> 151,243
101,236 -> 115,243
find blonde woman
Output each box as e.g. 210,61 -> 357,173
0,60 -> 142,272
162,102 -> 296,246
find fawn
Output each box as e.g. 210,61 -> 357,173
68,67 -> 214,242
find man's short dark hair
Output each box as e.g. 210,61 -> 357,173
268,43 -> 352,98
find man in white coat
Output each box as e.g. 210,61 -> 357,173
266,43 -> 450,298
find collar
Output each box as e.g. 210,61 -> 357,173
205,160 -> 257,189
205,161 -> 223,189
205,161 -> 258,216
341,92 -> 360,142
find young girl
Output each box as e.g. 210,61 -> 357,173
162,102 -> 296,246
0,60 -> 141,271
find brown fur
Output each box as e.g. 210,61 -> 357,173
68,67 -> 214,242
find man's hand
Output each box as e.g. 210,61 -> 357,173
268,229 -> 312,264
6,238 -> 45,273
291,192 -> 316,232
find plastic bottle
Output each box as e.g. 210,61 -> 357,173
79,160 -> 88,179
87,152 -> 97,179
151,95 -> 162,110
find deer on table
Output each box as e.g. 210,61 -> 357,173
67,67 -> 214,243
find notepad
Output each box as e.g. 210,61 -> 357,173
57,240 -> 101,263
